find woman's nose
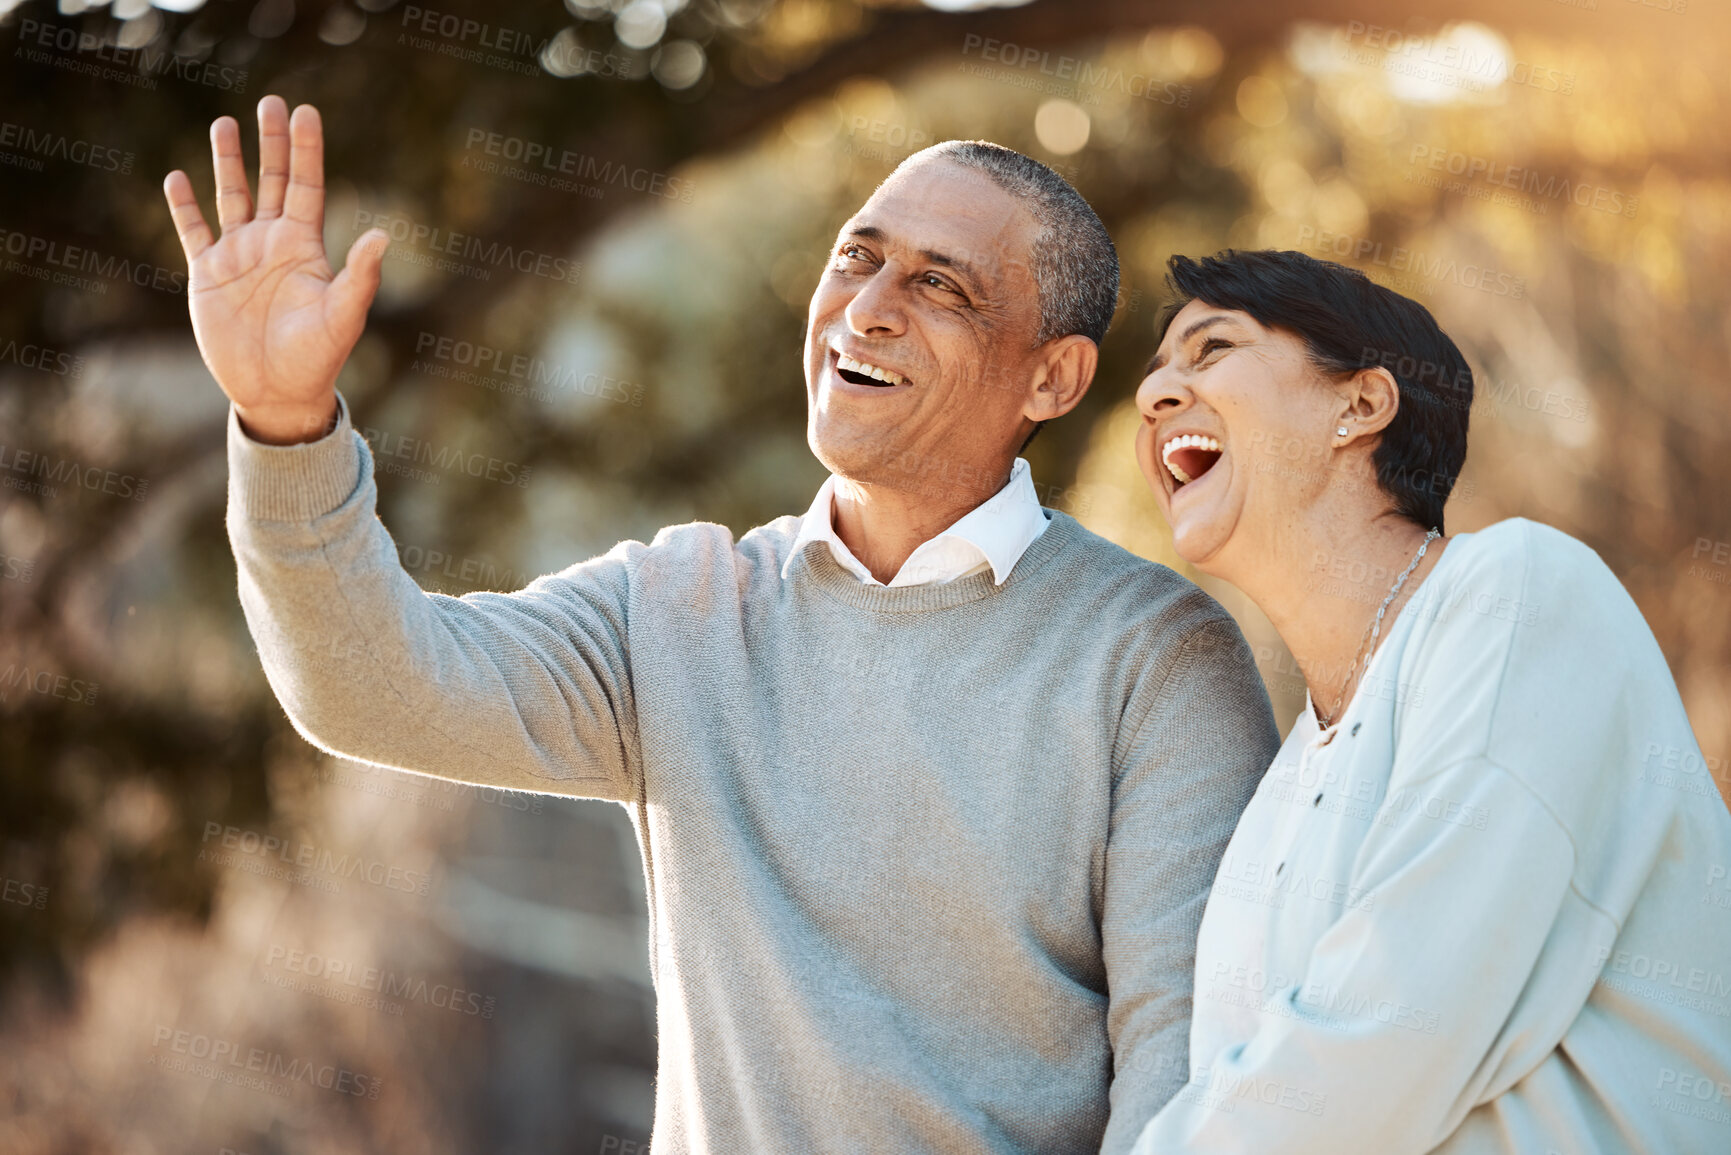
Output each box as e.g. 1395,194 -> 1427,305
1135,368 -> 1191,422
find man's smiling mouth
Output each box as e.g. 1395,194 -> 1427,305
836,353 -> 909,388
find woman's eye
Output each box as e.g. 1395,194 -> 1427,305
1199,338 -> 1232,360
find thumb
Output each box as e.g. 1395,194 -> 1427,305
328,228 -> 389,328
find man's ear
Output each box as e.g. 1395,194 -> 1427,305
1025,334 -> 1099,424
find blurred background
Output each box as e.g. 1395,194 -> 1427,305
2,0 -> 1728,1150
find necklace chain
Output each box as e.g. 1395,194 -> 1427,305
1317,527 -> 1440,729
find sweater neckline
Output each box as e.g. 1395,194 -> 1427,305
791,509 -> 1083,613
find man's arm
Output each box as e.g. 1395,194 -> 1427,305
169,98 -> 638,800
227,394 -> 640,801
1098,610 -> 1280,1155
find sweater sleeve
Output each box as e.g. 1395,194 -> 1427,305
1128,524 -> 1631,1154
226,395 -> 640,802
1098,609 -> 1281,1155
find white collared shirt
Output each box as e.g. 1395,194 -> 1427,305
780,457 -> 1049,587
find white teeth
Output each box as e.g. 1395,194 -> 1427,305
1160,433 -> 1223,486
836,352 -> 905,386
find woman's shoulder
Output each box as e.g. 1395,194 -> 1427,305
1430,518 -> 1629,622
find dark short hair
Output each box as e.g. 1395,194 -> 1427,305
908,140 -> 1120,347
1155,249 -> 1472,531
899,141 -> 1118,459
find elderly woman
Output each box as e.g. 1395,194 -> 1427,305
1127,249 -> 1731,1154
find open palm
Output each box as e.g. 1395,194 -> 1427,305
163,97 -> 387,444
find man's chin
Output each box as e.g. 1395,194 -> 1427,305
808,426 -> 899,479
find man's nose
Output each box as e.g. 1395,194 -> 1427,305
842,269 -> 907,337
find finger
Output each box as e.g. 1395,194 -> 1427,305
209,115 -> 253,232
162,170 -> 214,262
283,103 -> 326,232
328,229 -> 389,336
255,95 -> 291,220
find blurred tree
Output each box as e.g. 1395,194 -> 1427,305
3,0 -> 1729,1149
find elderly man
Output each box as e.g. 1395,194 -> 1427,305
164,95 -> 1278,1153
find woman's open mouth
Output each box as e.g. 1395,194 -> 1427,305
1161,434 -> 1224,488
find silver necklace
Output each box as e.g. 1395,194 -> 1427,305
1317,527 -> 1440,729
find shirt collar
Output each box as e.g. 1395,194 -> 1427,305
781,458 -> 1049,586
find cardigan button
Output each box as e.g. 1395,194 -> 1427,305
1313,792 -> 1323,807
1350,722 -> 1362,737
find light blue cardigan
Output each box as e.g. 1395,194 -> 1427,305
1134,517 -> 1731,1154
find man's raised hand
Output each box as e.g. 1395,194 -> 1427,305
163,96 -> 388,445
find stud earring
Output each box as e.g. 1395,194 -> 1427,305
1335,425 -> 1349,437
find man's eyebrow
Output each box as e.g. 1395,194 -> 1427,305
1146,314 -> 1236,374
842,224 -> 984,286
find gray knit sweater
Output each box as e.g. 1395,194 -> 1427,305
225,398 -> 1280,1154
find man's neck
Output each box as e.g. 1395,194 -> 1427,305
831,464 -> 1013,584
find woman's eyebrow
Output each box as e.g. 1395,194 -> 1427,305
1146,314 -> 1237,374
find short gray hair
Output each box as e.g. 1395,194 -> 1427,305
896,140 -> 1120,347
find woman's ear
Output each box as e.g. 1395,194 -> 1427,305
1025,334 -> 1099,424
1339,364 -> 1401,438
